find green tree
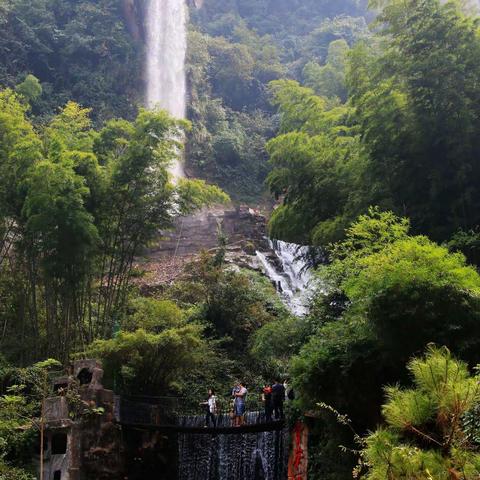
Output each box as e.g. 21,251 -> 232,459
349,0 -> 480,241
289,211 -> 480,480
0,358 -> 61,480
361,347 -> 480,479
0,91 -> 229,363
15,75 -> 42,104
266,80 -> 369,244
287,211 -> 480,479
303,40 -> 349,101
250,315 -> 307,377
85,313 -> 209,396
0,0 -> 142,121
0,90 -> 43,265
22,159 -> 99,358
267,0 -> 480,246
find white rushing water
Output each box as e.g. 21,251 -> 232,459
145,0 -> 187,179
256,240 -> 313,317
177,413 -> 289,480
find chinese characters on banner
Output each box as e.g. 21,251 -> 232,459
288,421 -> 308,480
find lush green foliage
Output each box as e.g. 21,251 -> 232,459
187,0 -> 370,201
361,347 -> 480,479
290,210 -> 480,478
293,210 -> 480,407
0,90 -> 228,362
267,0 -> 480,245
267,79 -> 368,243
169,250 -> 289,355
0,0 -> 370,200
85,297 -> 209,395
303,40 -> 350,101
0,358 -> 61,478
185,29 -> 281,201
0,0 -> 142,122
3,1 -> 480,478
84,245 -> 290,399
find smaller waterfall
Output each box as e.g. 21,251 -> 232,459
177,413 -> 289,480
256,240 -> 313,316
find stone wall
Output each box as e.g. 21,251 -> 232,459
42,359 -> 180,479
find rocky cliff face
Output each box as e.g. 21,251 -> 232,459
135,206 -> 269,288
122,0 -> 143,41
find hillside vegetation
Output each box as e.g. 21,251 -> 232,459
2,1 -> 480,479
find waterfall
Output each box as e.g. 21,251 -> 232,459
177,413 -> 289,480
144,0 -> 187,178
256,240 -> 314,316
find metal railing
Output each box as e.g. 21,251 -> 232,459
118,395 -> 268,427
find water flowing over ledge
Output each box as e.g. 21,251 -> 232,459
177,413 -> 289,480
256,240 -> 314,316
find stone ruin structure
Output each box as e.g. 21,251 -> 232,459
42,359 -> 178,480
42,360 -> 122,480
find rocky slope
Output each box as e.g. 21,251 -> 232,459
134,206 -> 270,289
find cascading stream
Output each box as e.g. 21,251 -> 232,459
256,240 -> 314,316
145,0 -> 187,178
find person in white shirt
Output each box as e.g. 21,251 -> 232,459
202,388 -> 217,427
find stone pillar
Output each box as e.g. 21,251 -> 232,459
68,423 -> 82,480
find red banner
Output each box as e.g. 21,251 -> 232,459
288,421 -> 308,480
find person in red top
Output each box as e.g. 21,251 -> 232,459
262,383 -> 273,422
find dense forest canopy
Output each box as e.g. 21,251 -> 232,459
2,0 -> 480,479
186,0 -> 371,200
267,0 -> 480,246
0,0 -> 143,122
0,0 -> 371,200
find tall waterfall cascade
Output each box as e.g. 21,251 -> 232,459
145,0 -> 187,178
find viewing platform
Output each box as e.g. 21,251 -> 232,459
118,395 -> 286,434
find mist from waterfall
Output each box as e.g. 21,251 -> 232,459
145,0 -> 187,178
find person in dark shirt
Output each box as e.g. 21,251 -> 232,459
262,384 -> 273,422
271,379 -> 285,420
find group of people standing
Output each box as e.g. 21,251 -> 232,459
201,379 -> 292,428
261,379 -> 290,422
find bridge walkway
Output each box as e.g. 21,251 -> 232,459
117,395 -> 286,434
